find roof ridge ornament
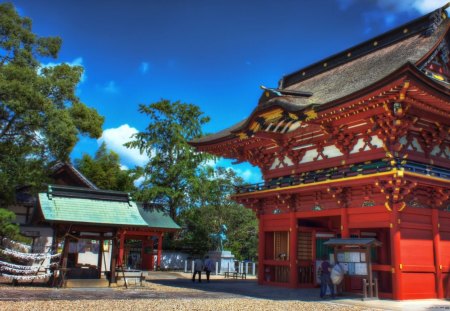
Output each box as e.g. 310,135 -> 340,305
426,6 -> 447,36
260,85 -> 312,98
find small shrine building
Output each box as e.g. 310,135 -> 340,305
24,163 -> 179,282
191,5 -> 450,300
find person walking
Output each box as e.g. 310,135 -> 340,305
192,258 -> 204,283
204,256 -> 213,282
319,255 -> 335,299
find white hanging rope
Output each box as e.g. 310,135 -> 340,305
1,237 -> 31,252
0,266 -> 38,275
0,272 -> 53,281
0,260 -> 39,271
0,248 -> 61,261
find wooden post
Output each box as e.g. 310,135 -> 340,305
379,229 -> 389,292
97,237 -> 104,278
157,233 -> 163,268
257,215 -> 265,284
367,247 -> 373,298
141,238 -> 152,270
149,238 -> 154,270
432,209 -> 443,298
289,212 -> 298,288
118,230 -> 125,267
110,238 -> 118,283
390,204 -> 403,300
341,207 -> 350,238
312,229 -> 317,284
61,235 -> 70,269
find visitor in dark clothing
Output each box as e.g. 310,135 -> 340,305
319,256 -> 335,299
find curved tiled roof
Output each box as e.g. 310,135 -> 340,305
259,17 -> 449,111
191,5 -> 450,145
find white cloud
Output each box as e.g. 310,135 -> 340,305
233,168 -> 255,182
337,0 -> 448,34
98,124 -> 148,167
374,0 -> 447,14
412,0 -> 448,13
213,159 -> 262,184
134,176 -> 145,187
40,57 -> 86,82
140,62 -> 150,74
102,80 -> 119,93
336,0 -> 447,14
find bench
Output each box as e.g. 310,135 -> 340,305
224,271 -> 246,279
116,269 -> 145,288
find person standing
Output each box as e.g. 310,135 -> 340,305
192,258 -> 204,283
127,255 -> 133,270
319,256 -> 335,299
204,256 -> 213,282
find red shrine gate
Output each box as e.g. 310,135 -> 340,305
191,5 -> 450,300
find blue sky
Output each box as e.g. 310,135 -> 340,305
9,0 -> 447,183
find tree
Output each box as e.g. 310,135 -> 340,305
0,208 -> 26,242
125,99 -> 211,221
0,3 -> 104,204
177,167 -> 258,260
75,142 -> 139,192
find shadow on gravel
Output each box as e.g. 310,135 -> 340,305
147,277 -> 360,302
0,275 -> 360,302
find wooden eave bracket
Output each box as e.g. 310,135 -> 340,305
375,170 -> 417,212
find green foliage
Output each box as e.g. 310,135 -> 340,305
125,99 -> 211,220
0,3 -> 104,204
127,99 -> 257,259
0,208 -> 20,239
75,142 -> 139,192
177,167 -> 258,260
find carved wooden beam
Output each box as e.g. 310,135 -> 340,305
321,123 -> 359,157
327,186 -> 350,208
428,187 -> 450,209
375,170 -> 417,212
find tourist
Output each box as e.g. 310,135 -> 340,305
192,258 -> 204,283
127,255 -> 133,270
319,256 -> 335,299
204,256 -> 213,282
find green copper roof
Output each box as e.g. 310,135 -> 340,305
137,204 -> 180,230
38,193 -> 148,227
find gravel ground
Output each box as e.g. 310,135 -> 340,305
0,274 -> 382,311
0,298 -> 372,311
0,286 -> 380,311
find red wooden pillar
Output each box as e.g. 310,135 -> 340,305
378,229 -> 390,291
258,215 -> 265,284
150,238 -> 154,270
289,212 -> 298,287
157,233 -> 163,268
390,204 -> 403,300
118,230 -> 125,267
340,207 -> 350,238
141,238 -> 152,271
432,209 -> 443,298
